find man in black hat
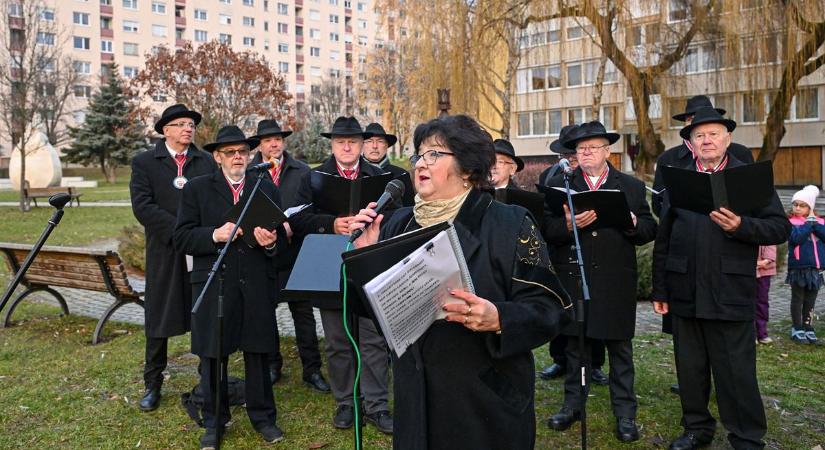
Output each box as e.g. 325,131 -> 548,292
249,119 -> 331,393
291,116 -> 394,434
490,139 -> 525,189
363,122 -> 415,206
538,124 -> 579,187
543,121 -> 657,443
130,104 -> 215,412
175,125 -> 286,449
652,108 -> 789,450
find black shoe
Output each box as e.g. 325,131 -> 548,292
333,404 -> 354,429
269,366 -> 282,385
668,432 -> 713,450
139,388 -> 161,412
538,363 -> 565,380
200,428 -> 219,450
256,423 -> 285,443
547,406 -> 581,431
591,368 -> 609,385
366,410 -> 393,434
616,417 -> 640,442
303,372 -> 331,393
670,383 -> 680,395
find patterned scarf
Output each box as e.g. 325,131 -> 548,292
413,188 -> 472,228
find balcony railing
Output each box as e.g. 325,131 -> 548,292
100,4 -> 113,15
100,28 -> 114,38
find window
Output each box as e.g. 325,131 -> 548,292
100,17 -> 112,29
358,54 -> 366,64
278,42 -> 289,52
123,20 -> 138,32
627,25 -> 643,47
8,3 -> 23,17
682,46 -> 699,73
37,32 -> 56,46
73,85 -> 92,98
73,12 -> 90,25
743,92 -> 766,123
329,68 -> 340,78
793,88 -> 819,120
123,42 -> 138,55
73,61 -> 91,74
357,2 -> 366,11
123,0 -> 138,10
278,2 -> 288,14
219,14 -> 231,25
329,0 -> 338,4
357,35 -> 368,46
219,0 -> 231,3
219,33 -> 232,44
310,28 -> 320,39
668,0 -> 688,21
601,105 -> 618,130
583,59 -> 617,84
123,66 -> 138,78
41,8 -> 55,21
329,32 -> 339,41
101,40 -> 113,53
329,14 -> 339,23
152,25 -> 167,37
358,19 -> 367,29
152,1 -> 166,13
194,9 -> 207,20
531,31 -> 546,47
567,63 -> 582,87
711,94 -> 735,120
310,9 -> 320,20
531,67 -> 546,90
742,33 -> 779,66
549,110 -> 563,134
101,0 -> 112,5
669,98 -> 687,127
278,22 -> 288,33
194,30 -> 207,42
243,37 -> 255,46
278,61 -> 289,72
566,25 -> 582,40
310,47 -> 320,56
243,16 -> 254,26
517,113 -> 530,136
532,111 -> 547,135
330,50 -> 340,60
243,0 -> 254,5
73,36 -> 90,50
548,21 -> 561,43
310,66 -> 321,76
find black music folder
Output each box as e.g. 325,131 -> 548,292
341,221 -> 452,318
281,234 -> 350,305
310,171 -> 394,215
536,184 -> 634,230
660,160 -> 774,215
224,190 -> 287,247
493,188 -> 545,227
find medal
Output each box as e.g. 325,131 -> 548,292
172,152 -> 188,189
172,175 -> 188,189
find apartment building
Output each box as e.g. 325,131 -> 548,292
511,1 -> 825,186
2,0 -> 390,157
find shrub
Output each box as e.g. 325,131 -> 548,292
118,225 -> 145,272
514,162 -> 551,192
287,119 -> 330,163
636,241 -> 654,300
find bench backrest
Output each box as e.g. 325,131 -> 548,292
23,187 -> 75,196
0,243 -> 141,299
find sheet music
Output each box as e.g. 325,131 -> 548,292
284,203 -> 312,217
362,228 -> 471,358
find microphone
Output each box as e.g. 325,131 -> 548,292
558,158 -> 574,175
251,161 -> 274,171
349,179 -> 406,243
48,193 -> 72,210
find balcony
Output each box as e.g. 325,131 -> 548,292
176,38 -> 188,47
296,54 -> 304,63
176,16 -> 186,26
345,8 -> 352,16
296,35 -> 304,44
100,28 -> 114,38
176,0 -> 186,4
8,17 -> 24,29
100,4 -> 113,15
296,92 -> 305,101
296,74 -> 305,82
345,26 -> 352,34
101,53 -> 114,62
295,0 -> 303,5
345,42 -> 352,52
346,61 -> 352,69
295,17 -> 303,26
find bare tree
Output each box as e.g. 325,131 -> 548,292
38,55 -> 81,146
308,76 -> 346,127
364,45 -> 416,156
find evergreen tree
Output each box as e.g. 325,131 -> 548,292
286,118 -> 330,163
63,64 -> 147,183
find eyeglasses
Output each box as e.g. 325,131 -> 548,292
691,130 -> 728,142
410,149 -> 454,165
166,122 -> 197,129
217,148 -> 250,156
494,160 -> 514,167
576,144 -> 610,154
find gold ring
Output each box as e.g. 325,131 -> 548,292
464,316 -> 469,324
467,306 -> 472,315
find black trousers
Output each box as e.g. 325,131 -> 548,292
549,335 -> 606,368
672,316 -> 766,449
562,338 -> 636,418
269,269 -> 323,377
143,336 -> 167,390
790,285 -> 818,329
200,352 -> 276,430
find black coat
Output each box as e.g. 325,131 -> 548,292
379,189 -> 572,450
652,155 -> 790,321
129,140 -> 215,338
173,170 -> 283,357
542,163 -> 657,340
652,141 -> 753,217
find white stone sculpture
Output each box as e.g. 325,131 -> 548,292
9,130 -> 62,190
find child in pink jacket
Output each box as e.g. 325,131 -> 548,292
754,245 -> 777,344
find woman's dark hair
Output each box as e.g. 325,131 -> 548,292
413,114 -> 495,190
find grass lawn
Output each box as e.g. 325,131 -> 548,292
0,206 -> 137,247
0,167 -> 133,203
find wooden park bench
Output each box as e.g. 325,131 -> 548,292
0,242 -> 144,344
22,185 -> 83,208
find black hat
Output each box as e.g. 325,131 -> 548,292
679,107 -> 737,140
549,124 -> 579,154
203,125 -> 260,152
321,116 -> 373,139
251,119 -> 293,140
562,120 -> 620,149
493,139 -> 524,172
154,104 -> 202,134
364,123 -> 398,147
672,95 -> 726,122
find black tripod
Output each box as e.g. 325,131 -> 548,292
191,170 -> 268,450
0,193 -> 72,315
562,170 -> 592,450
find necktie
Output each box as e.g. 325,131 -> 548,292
174,153 -> 186,164
343,169 -> 355,179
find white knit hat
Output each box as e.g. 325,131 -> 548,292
792,185 -> 820,209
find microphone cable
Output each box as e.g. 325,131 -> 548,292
341,241 -> 363,450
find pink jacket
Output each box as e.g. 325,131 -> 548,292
757,245 -> 777,278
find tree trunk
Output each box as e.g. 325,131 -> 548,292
17,145 -> 27,212
627,76 -> 664,177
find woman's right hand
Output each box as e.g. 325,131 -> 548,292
348,202 -> 383,248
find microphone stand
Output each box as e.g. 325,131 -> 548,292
192,169 -> 267,450
0,194 -> 71,314
562,169 -> 591,450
